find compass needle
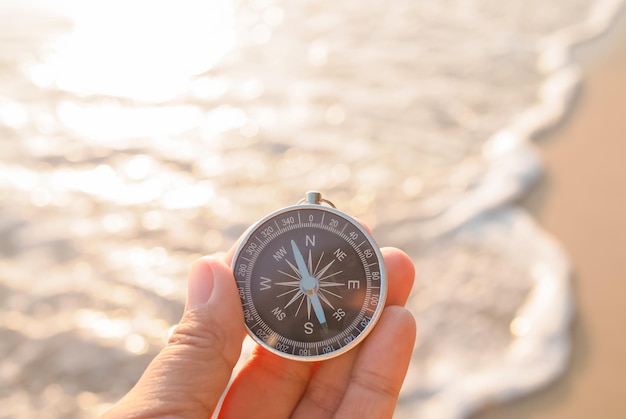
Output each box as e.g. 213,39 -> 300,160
317,291 -> 335,310
231,191 -> 387,361
309,293 -> 328,328
285,259 -> 302,278
290,240 -> 309,276
291,240 -> 328,327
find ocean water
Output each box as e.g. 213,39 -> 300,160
0,0 -> 623,417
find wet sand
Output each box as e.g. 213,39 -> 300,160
477,8 -> 626,419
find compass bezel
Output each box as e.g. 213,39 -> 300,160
231,201 -> 388,362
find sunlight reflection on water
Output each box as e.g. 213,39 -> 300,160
30,0 -> 235,102
1,0 -> 619,417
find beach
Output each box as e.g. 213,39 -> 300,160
478,7 -> 626,418
1,1 -> 624,417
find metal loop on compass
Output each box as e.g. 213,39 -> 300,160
297,190 -> 336,208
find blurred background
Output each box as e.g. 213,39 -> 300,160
0,0 -> 624,418
479,4 -> 626,418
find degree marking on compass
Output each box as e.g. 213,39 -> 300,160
356,240 -> 366,249
255,236 -> 264,244
320,213 -> 325,225
367,262 -> 378,267
274,220 -> 281,231
297,211 -> 301,224
341,223 -> 348,234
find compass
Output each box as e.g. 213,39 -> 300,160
231,191 -> 387,361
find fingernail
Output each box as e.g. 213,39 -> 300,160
186,258 -> 215,310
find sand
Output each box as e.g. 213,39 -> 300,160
476,7 -> 626,419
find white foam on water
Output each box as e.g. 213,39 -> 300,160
0,0 -> 624,417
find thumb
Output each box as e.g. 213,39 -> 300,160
103,257 -> 245,418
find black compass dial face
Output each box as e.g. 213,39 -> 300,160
232,204 -> 387,361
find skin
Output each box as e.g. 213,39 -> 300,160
103,232 -> 416,419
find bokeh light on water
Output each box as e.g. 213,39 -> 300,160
27,0 -> 235,102
1,0 -> 621,417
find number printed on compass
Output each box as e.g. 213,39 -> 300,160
232,191 -> 387,361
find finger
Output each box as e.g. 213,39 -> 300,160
290,248 -> 415,418
335,306 -> 416,418
217,346 -> 316,418
380,247 -> 415,306
104,258 -> 245,419
290,344 -> 361,419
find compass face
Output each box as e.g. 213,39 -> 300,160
232,203 -> 387,361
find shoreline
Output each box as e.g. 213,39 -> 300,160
476,5 -> 626,419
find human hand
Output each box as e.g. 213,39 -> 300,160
103,238 -> 416,418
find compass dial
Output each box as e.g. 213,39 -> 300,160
232,193 -> 387,361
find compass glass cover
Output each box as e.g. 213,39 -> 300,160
232,204 -> 387,361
